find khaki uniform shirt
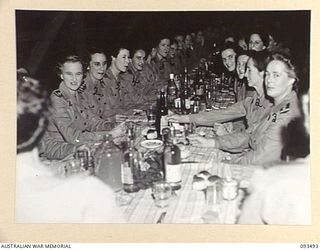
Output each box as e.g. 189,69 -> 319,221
79,74 -> 114,121
150,55 -> 174,82
39,82 -> 113,160
230,91 -> 301,165
120,63 -> 159,107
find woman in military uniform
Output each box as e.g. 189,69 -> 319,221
169,51 -> 271,147
79,47 -> 111,120
149,37 -> 175,82
39,55 -> 117,160
120,49 -> 159,108
187,52 -> 301,166
102,47 -> 143,118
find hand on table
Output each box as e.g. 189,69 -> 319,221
167,114 -> 190,123
187,134 -> 216,148
109,121 -> 127,138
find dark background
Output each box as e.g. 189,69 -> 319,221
16,10 -> 310,93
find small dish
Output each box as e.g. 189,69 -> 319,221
140,139 -> 163,149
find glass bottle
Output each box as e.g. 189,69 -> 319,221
180,67 -> 191,114
166,73 -> 178,110
94,134 -> 123,192
155,88 -> 168,137
163,129 -> 181,191
195,67 -> 205,100
122,137 -> 140,193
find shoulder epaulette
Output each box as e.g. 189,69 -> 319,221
280,103 -> 290,114
53,89 -> 62,98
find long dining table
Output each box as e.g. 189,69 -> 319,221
42,112 -> 257,224
113,113 -> 257,224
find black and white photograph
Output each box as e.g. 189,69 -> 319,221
1,0 -> 318,244
15,9 -> 311,226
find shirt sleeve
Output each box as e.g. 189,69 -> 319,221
215,132 -> 250,152
189,98 -> 248,126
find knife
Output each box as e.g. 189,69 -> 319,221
156,211 -> 167,224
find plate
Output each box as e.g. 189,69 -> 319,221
140,139 -> 163,149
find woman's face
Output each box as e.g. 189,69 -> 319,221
185,35 -> 193,48
249,33 -> 265,51
221,48 -> 236,72
169,43 -> 178,58
113,49 -> 130,72
61,61 -> 83,91
238,38 -> 248,50
245,58 -> 264,89
265,60 -> 295,99
157,39 -> 170,58
236,54 -> 249,79
132,50 -> 146,71
89,53 -> 107,80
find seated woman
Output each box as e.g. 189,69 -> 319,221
79,46 -> 112,120
169,50 -> 271,141
148,37 -> 174,82
238,92 -> 310,225
103,47 -> 144,117
16,70 -> 124,223
187,52 -> 301,166
38,55 -> 118,160
120,49 -> 159,106
248,30 -> 269,52
235,49 -> 250,102
168,40 -> 183,75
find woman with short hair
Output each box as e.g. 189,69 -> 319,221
39,55 -> 118,160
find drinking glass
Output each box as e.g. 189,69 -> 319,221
152,181 -> 172,208
146,105 -> 156,125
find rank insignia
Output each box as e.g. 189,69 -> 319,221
53,90 -> 62,97
280,103 -> 290,114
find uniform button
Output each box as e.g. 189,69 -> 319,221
98,98 -> 101,101
104,102 -> 107,105
75,116 -> 78,119
84,122 -> 87,126
80,110 -> 83,113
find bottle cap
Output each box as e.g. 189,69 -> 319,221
169,73 -> 174,79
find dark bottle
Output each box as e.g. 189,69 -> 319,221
155,88 -> 168,137
163,129 -> 181,191
194,67 -> 205,100
166,73 -> 178,110
122,137 -> 140,193
95,134 -> 123,192
180,67 -> 191,114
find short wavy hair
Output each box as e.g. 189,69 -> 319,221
17,69 -> 49,153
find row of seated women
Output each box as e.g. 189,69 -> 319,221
36,34 -> 222,160
169,50 -> 304,166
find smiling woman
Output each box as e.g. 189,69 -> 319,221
38,55 -> 119,160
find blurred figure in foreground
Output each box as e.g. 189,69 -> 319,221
16,69 -> 125,223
